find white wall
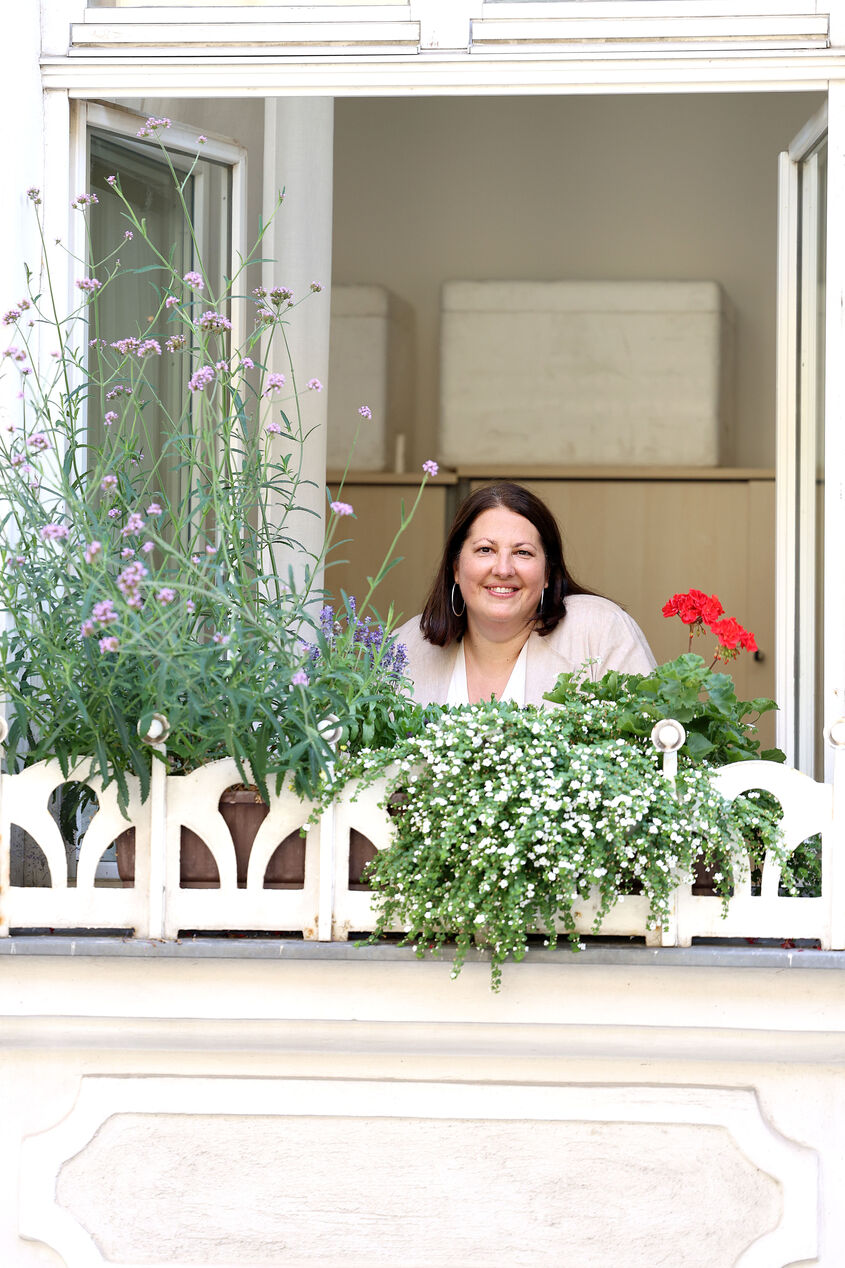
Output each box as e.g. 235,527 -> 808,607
333,92 -> 825,469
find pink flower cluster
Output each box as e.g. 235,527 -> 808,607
117,560 -> 148,610
197,310 -> 232,333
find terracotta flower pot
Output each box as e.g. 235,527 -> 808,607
115,786 -> 305,889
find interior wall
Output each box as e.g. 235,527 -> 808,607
332,92 -> 825,470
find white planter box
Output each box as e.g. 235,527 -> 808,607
328,285 -> 414,471
440,280 -> 735,466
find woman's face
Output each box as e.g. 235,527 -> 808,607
453,506 -> 548,638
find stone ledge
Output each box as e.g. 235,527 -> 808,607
0,934 -> 839,970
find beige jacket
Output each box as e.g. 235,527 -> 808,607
395,594 -> 657,708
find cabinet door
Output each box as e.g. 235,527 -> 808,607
471,477 -> 776,747
324,484 -> 452,625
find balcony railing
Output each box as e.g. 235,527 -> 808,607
2,717 -> 845,949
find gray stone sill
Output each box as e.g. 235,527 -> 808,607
0,935 -> 840,971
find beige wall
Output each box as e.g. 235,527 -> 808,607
333,92 -> 825,468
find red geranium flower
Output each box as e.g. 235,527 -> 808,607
662,589 -> 724,627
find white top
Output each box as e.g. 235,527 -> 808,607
446,639 -> 529,707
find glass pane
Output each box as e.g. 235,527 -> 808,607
87,131 -> 232,513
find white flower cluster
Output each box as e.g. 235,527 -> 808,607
349,699 -> 789,990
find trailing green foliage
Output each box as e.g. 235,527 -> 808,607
344,700 -> 791,989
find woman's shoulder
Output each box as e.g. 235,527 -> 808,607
393,615 -> 457,705
546,594 -> 656,675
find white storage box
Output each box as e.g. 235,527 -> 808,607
440,281 -> 735,466
327,285 -> 413,471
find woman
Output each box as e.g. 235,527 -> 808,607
396,482 -> 655,707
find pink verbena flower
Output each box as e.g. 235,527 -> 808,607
330,501 -> 354,517
212,632 -> 229,645
71,193 -> 99,210
266,421 -> 282,435
136,339 -> 161,358
98,636 -> 119,654
76,278 -> 102,293
306,378 -> 323,392
165,296 -> 179,309
156,588 -> 176,604
92,599 -> 117,624
186,599 -> 196,613
358,405 -> 372,420
27,433 -> 49,452
80,619 -> 95,639
188,365 -> 215,393
183,271 -> 204,290
262,372 -> 286,395
146,502 -> 163,516
104,411 -> 118,426
84,540 -> 103,565
165,334 -> 187,352
121,511 -> 146,537
111,337 -> 140,355
422,459 -> 439,478
197,310 -> 231,333
241,357 -> 255,370
309,281 -> 324,293
40,523 -> 68,541
291,669 -> 309,686
141,541 -> 154,554
101,474 -> 118,493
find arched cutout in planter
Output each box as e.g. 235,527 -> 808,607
114,786 -> 306,889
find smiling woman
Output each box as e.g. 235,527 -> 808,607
395,482 -> 656,706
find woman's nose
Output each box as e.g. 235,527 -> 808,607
492,551 -> 515,575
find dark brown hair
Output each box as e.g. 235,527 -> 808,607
419,482 -> 591,646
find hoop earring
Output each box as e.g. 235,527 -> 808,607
451,583 -> 465,617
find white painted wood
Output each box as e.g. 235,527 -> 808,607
41,51 -> 844,98
471,15 -> 829,49
410,0 -> 472,49
71,19 -> 421,46
486,0 -> 823,15
775,149 -> 799,765
823,83 -> 845,783
262,98 -> 334,577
